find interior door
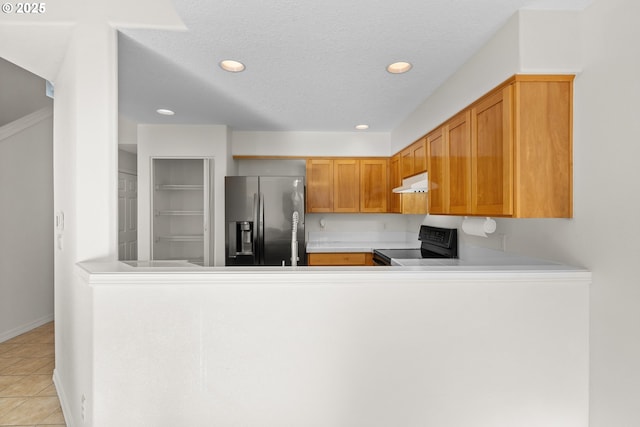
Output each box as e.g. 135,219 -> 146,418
118,171 -> 138,260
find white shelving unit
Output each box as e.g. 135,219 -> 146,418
151,158 -> 213,266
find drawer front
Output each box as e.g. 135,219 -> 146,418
308,252 -> 371,266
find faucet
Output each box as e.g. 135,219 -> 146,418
291,211 -> 299,267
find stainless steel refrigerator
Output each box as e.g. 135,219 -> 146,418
225,176 -> 306,266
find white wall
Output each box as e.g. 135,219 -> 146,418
0,2 -> 187,427
393,2 -> 640,425
232,131 -> 391,157
519,10 -> 582,73
390,10 -> 582,153
306,213 -> 423,235
236,158 -> 306,176
517,2 -> 639,425
0,58 -> 52,126
0,111 -> 54,341
118,149 -> 137,174
490,6 -> 640,424
137,124 -> 230,265
118,114 -> 138,145
390,13 -> 520,153
51,22 -> 120,426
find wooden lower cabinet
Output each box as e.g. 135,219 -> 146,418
307,252 -> 373,266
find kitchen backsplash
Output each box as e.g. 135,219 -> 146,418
305,213 -> 424,235
308,230 -> 419,244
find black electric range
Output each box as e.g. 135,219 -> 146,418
372,225 -> 458,266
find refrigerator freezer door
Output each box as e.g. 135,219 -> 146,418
225,176 -> 259,265
259,176 -> 306,266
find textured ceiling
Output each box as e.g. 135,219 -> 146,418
118,0 -> 592,132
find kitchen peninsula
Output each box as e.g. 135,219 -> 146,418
79,259 -> 589,427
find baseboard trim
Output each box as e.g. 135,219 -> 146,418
0,313 -> 54,343
53,368 -> 74,427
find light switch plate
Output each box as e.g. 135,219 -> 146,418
55,211 -> 64,231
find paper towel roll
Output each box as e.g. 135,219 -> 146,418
461,217 -> 496,237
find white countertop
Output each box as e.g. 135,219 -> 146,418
79,244 -> 588,279
391,245 -> 575,270
305,232 -> 581,272
81,233 -> 587,276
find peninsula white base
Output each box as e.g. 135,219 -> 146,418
77,264 -> 590,427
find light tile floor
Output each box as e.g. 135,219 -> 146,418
0,322 -> 66,426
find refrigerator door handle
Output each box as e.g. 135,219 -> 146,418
259,192 -> 265,264
253,192 -> 259,262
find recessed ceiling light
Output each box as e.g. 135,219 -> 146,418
220,60 -> 246,72
156,109 -> 175,116
355,124 -> 369,130
386,61 -> 412,74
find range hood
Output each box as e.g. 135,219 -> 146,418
392,172 -> 428,193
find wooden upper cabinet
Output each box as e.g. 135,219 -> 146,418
389,154 -> 401,213
305,75 -> 572,218
401,193 -> 428,214
471,85 -> 513,216
426,127 -> 447,214
393,139 -> 429,215
447,110 -> 472,215
306,159 -> 333,213
306,158 -> 391,213
412,138 -> 427,174
400,138 -> 427,179
333,159 -> 360,212
360,159 -> 388,213
401,74 -> 573,218
425,111 -> 471,216
512,77 -> 573,218
401,147 -> 413,178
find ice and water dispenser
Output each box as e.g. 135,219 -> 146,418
228,220 -> 255,263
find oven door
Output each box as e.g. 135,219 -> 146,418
372,250 -> 392,266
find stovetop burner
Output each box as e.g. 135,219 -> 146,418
372,225 -> 458,266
